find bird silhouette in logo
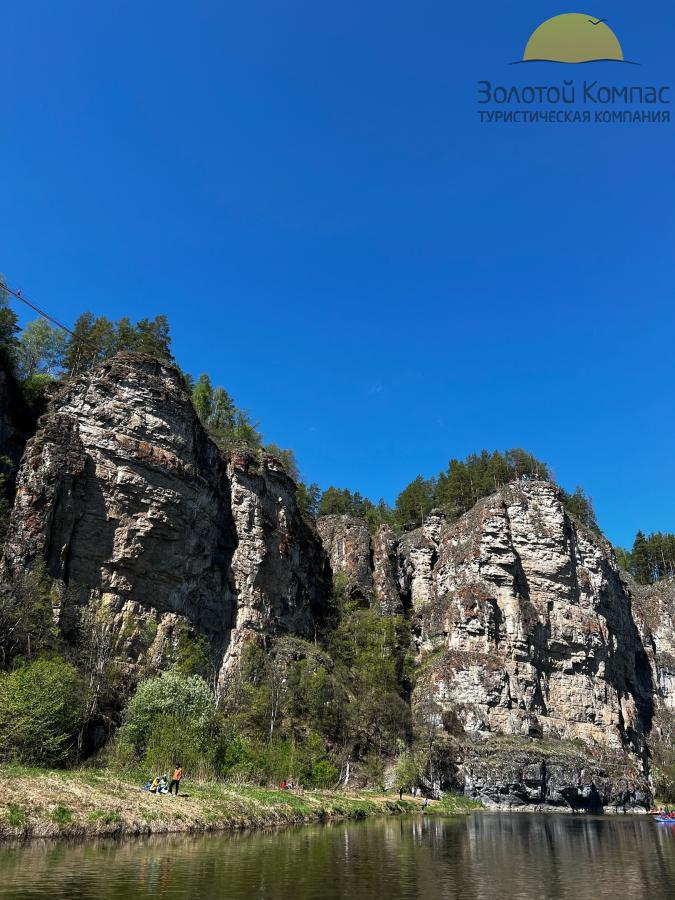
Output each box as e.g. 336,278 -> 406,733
588,18 -> 608,26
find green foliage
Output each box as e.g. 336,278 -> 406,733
296,481 -> 321,517
434,448 -> 549,521
50,805 -> 74,824
311,759 -> 339,789
163,625 -> 213,682
326,598 -> 411,756
318,487 -> 373,518
0,565 -> 58,668
616,530 -> 675,584
361,752 -> 385,790
191,373 -> 262,450
142,713 -> 215,779
559,486 -> 599,533
87,809 -> 122,824
216,598 -> 411,787
393,749 -> 424,790
266,443 -> 300,481
0,276 -> 20,369
5,804 -> 26,828
17,318 -> 67,380
0,657 -> 83,766
319,449 -> 553,534
62,312 -> 173,376
118,670 -> 215,757
395,475 -> 436,528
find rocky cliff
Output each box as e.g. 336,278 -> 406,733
1,351 -> 672,811
1,353 -> 330,684
317,482 -> 656,809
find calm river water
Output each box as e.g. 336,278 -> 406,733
1,813 -> 674,900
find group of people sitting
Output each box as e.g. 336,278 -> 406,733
650,807 -> 675,818
143,764 -> 183,796
279,780 -> 297,790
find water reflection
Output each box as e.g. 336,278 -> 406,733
0,814 -> 673,900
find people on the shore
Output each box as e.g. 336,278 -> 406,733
399,786 -> 404,800
143,766 -> 182,796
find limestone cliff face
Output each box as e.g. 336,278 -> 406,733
319,483 -> 654,762
1,353 -> 330,681
316,516 -> 372,602
419,483 -> 653,760
632,578 -> 675,719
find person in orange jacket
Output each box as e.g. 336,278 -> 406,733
169,763 -> 183,796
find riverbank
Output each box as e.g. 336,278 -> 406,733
0,766 -> 480,840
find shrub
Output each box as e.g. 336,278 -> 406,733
142,713 -> 216,780
361,752 -> 386,790
394,750 -> 423,791
119,670 -> 214,757
0,657 -> 83,765
310,759 -> 339,789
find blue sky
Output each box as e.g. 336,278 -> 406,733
1,1 -> 673,547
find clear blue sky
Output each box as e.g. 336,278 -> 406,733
1,1 -> 674,547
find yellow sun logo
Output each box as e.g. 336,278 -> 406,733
522,13 -> 625,63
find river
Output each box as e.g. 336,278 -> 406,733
1,813 -> 673,899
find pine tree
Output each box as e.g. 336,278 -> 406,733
632,531 -> 652,584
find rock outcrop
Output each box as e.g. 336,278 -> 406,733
632,578 -> 675,715
318,482 -> 656,808
3,351 -> 670,811
461,742 -> 650,812
316,516 -> 373,602
1,353 -> 330,682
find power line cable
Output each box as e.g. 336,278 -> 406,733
1,282 -> 78,338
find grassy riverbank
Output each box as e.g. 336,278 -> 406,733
0,765 -> 480,840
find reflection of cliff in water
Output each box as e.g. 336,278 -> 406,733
1,814 -> 675,900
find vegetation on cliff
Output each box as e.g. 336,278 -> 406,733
616,531 -> 675,585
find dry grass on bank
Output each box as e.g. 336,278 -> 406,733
0,765 -> 479,840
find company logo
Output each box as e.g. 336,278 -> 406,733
476,12 -> 670,125
519,13 -> 631,64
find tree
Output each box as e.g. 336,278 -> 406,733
18,318 -> 67,379
0,657 -> 83,765
0,566 -> 57,668
133,315 -> 172,361
621,531 -> 675,584
62,313 -> 114,376
210,386 -> 236,432
395,475 -> 436,528
297,482 -> 321,517
434,448 -> 551,522
0,275 -> 20,369
560,486 -> 599,533
120,670 -> 214,756
266,444 -> 300,481
632,531 -> 652,584
317,487 -> 374,518
191,373 -> 214,423
62,313 -> 173,376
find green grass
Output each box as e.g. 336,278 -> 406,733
87,810 -> 123,825
4,804 -> 27,828
425,794 -> 482,815
50,805 -> 74,825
